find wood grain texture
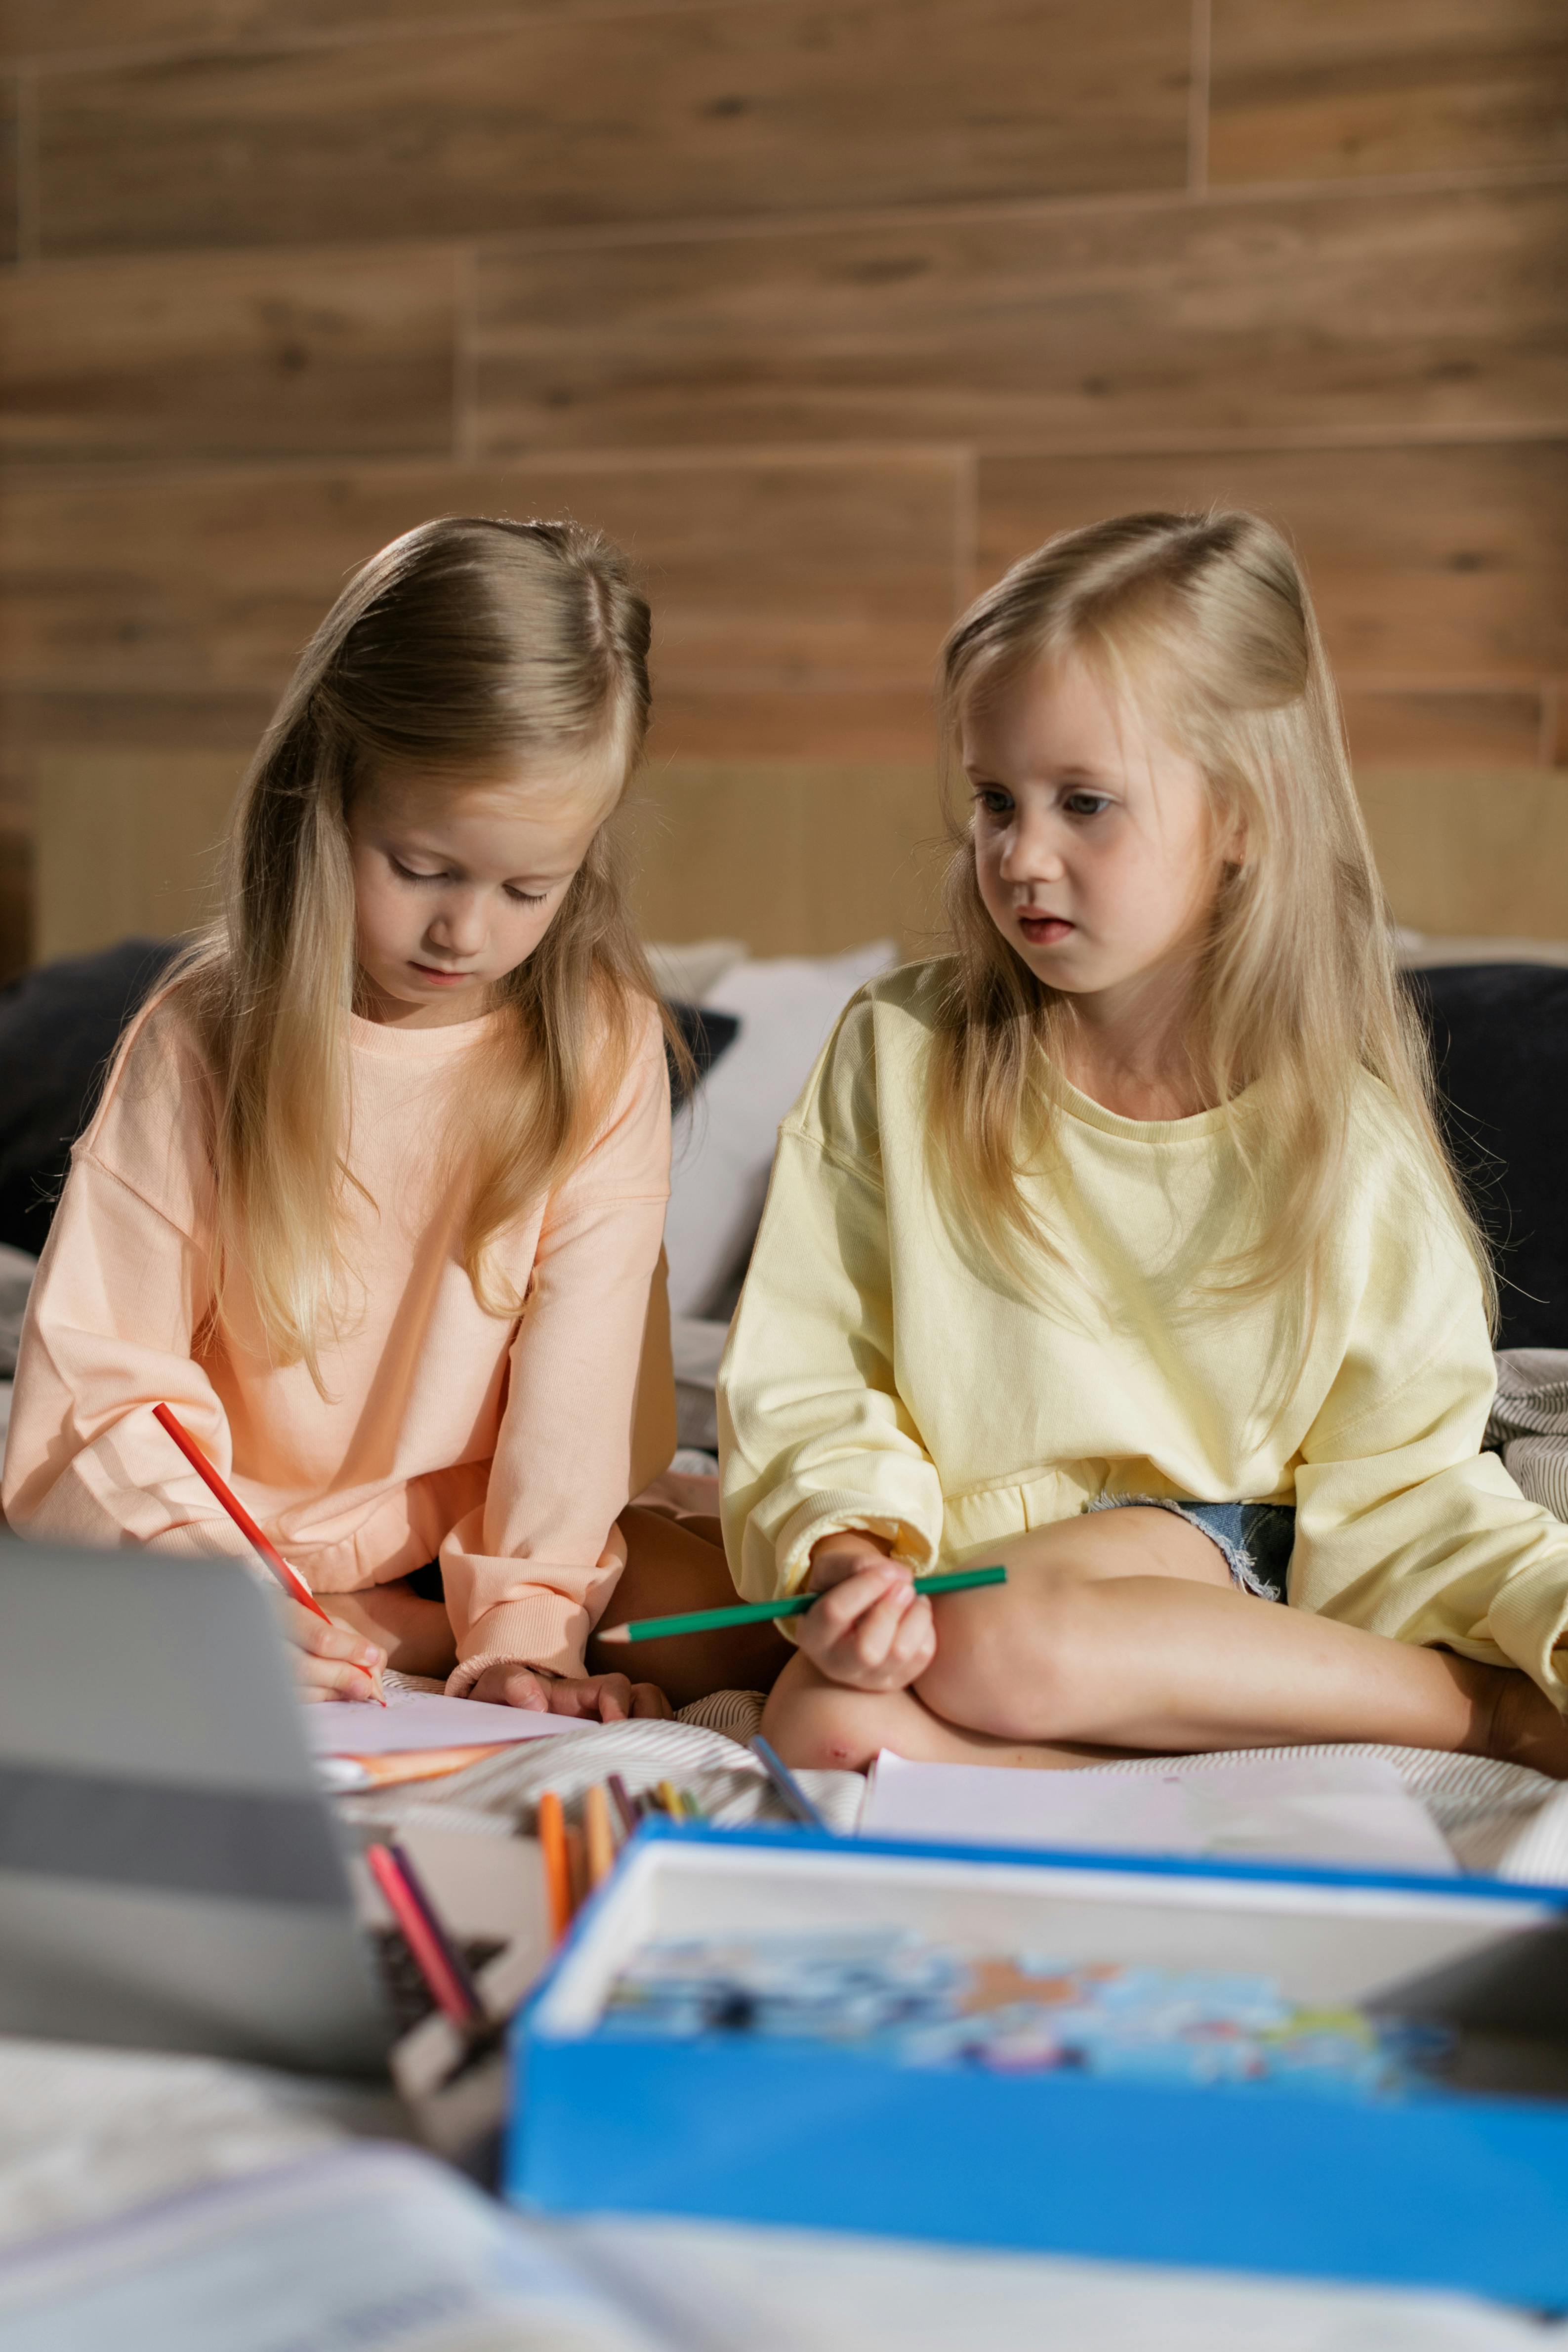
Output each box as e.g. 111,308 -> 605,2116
1210,0 -> 1568,185
37,0 -> 1190,258
475,177 -> 1568,455
1358,766 -> 1568,937
978,444 -> 1568,682
628,759 -> 948,957
33,746 -> 243,960
0,0 -> 697,59
0,818 -> 31,983
0,72 -> 17,264
1343,690 -> 1546,769
0,685 -> 277,751
0,245 -> 456,462
649,686 -> 938,761
0,455 -> 961,694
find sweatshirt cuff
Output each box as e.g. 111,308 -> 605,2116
447,1594 -> 590,1693
1483,1559 -> 1568,1711
774,1490 -> 940,1598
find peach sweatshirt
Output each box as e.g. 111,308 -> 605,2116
1,988 -> 673,1686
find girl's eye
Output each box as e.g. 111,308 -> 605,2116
1064,791 -> 1112,818
391,859 -> 447,884
974,789 -> 1013,819
505,886 -> 550,906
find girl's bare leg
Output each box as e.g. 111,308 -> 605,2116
329,1584 -> 455,1679
762,1650 -> 1138,1774
585,1506 -> 794,1710
764,1507 -> 1568,1777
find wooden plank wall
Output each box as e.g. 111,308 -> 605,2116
1,0 -> 1565,977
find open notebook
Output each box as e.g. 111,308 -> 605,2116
861,1751 -> 1461,1875
303,1684 -> 581,1757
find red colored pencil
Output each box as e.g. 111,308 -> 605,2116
367,1843 -> 474,2029
154,1401 -> 386,1704
154,1403 -> 329,1619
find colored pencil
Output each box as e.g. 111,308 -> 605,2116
154,1401 -> 385,1703
564,1822 -> 587,1914
319,1743 -> 502,1791
597,1564 -> 1007,1645
388,1841 -> 481,2021
583,1783 -> 616,1889
537,1792 -> 573,1941
606,1773 -> 639,1839
656,1778 -> 683,1820
367,1843 -> 473,2028
750,1733 -> 829,1831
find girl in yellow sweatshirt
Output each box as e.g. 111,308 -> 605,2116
720,509 -> 1568,1778
4,515 -> 747,1717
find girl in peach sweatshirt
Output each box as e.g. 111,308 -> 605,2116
3,516 -> 745,1717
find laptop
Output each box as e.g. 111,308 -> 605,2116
0,1539 -> 395,2076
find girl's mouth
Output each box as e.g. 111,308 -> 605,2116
1017,913 -> 1074,947
410,962 -> 477,985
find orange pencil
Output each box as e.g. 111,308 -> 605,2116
537,1792 -> 573,1941
154,1401 -> 385,1702
323,1744 -> 504,1790
583,1782 -> 616,1889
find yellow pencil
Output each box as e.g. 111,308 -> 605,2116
584,1782 -> 616,1888
657,1778 -> 683,1819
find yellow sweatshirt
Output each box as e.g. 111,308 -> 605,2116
718,960 -> 1568,1706
3,987 -> 674,1687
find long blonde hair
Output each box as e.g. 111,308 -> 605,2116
930,508 -> 1493,1324
174,515 -> 670,1380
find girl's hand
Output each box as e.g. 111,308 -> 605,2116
796,1531 -> 936,1692
466,1660 -> 673,1721
275,1592 -> 387,1704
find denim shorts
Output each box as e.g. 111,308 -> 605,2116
1087,1496 -> 1294,1604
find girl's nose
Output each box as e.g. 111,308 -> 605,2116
428,894 -> 487,957
999,817 -> 1066,884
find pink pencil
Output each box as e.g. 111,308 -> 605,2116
367,1844 -> 476,2029
154,1401 -> 386,1702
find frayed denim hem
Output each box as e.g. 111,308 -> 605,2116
1083,1493 -> 1280,1602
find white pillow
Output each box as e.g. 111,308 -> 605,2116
663,941 -> 897,1320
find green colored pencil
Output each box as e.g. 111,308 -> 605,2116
597,1564 -> 1007,1645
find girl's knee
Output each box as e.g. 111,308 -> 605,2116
761,1659 -> 895,1774
918,1576 -> 1108,1739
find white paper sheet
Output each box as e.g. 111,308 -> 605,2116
861,1752 -> 1459,1875
302,1685 -> 582,1757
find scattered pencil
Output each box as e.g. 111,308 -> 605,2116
584,1783 -> 616,1889
537,1792 -> 573,1942
597,1564 -> 1008,1646
388,1840 -> 481,2021
656,1778 -> 683,1820
320,1742 -> 501,1791
607,1773 -> 639,1839
564,1822 -> 587,1914
367,1843 -> 475,2028
154,1400 -> 386,1705
750,1733 -> 829,1831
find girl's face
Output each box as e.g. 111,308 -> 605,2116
349,759 -> 618,1027
963,659 -> 1229,1017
